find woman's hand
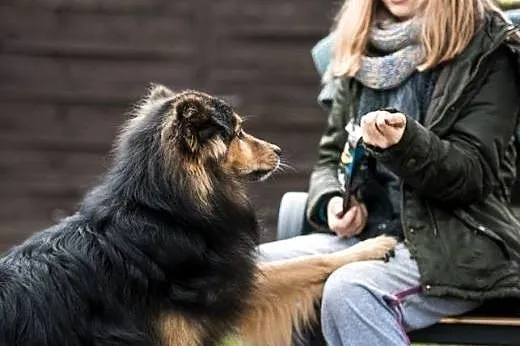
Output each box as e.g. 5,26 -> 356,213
360,110 -> 407,149
327,196 -> 367,238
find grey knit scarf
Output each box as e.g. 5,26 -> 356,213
355,18 -> 424,90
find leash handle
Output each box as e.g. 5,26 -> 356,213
339,189 -> 351,218
339,140 -> 365,217
340,142 -> 378,217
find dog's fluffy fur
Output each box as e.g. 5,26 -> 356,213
0,85 -> 396,346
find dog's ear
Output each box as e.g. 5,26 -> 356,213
174,98 -> 222,152
147,83 -> 174,101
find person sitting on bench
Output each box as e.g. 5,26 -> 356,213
257,1 -> 520,345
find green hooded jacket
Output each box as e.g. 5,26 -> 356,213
307,13 -> 520,300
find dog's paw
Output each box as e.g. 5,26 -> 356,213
341,235 -> 398,262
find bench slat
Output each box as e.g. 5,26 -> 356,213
440,316 -> 520,326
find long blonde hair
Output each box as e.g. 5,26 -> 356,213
331,0 -> 505,78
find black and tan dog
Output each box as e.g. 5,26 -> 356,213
0,85 -> 396,346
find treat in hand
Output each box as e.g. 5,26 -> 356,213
360,111 -> 407,149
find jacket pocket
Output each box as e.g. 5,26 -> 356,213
454,209 -> 511,260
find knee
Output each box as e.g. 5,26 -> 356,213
321,263 -> 376,316
320,263 -> 376,339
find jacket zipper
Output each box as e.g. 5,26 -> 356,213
427,27 -> 510,130
400,182 -> 416,255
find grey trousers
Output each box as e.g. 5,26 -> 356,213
257,233 -> 480,346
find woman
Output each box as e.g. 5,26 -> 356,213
258,0 -> 520,345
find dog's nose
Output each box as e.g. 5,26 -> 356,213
272,145 -> 282,155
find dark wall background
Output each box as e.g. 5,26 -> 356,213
0,0 -> 338,249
